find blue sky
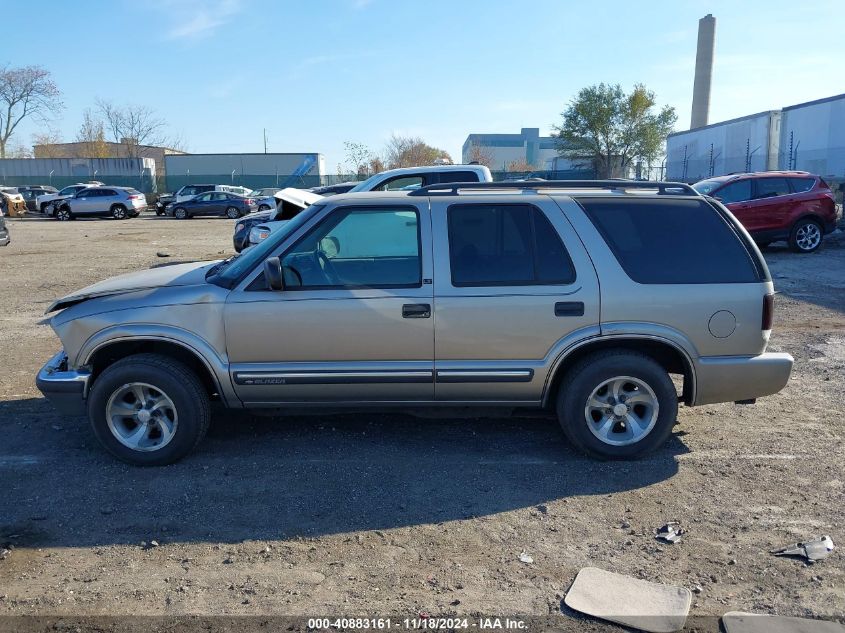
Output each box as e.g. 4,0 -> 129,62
5,0 -> 843,170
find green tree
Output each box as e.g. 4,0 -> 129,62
554,83 -> 676,179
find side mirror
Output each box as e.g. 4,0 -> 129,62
263,257 -> 284,291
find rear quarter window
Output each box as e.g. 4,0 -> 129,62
578,198 -> 761,284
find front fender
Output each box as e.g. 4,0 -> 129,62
76,324 -> 239,408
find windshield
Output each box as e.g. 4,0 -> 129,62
348,175 -> 380,193
207,204 -> 326,288
692,179 -> 724,195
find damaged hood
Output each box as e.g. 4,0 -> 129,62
47,260 -> 219,313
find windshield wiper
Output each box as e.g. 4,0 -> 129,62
206,254 -> 240,278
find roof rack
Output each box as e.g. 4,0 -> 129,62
408,180 -> 699,197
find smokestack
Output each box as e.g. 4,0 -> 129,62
690,13 -> 716,129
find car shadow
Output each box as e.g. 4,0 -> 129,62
0,397 -> 685,549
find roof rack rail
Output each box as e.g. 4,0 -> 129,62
408,180 -> 699,196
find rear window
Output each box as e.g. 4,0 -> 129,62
753,177 -> 790,199
437,171 -> 480,184
578,198 -> 760,284
788,177 -> 815,193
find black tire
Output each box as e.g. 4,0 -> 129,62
111,204 -> 128,220
40,202 -> 50,214
174,207 -> 188,220
225,206 -> 241,220
556,350 -> 678,459
788,218 -> 823,253
156,209 -> 165,216
87,353 -> 211,466
55,206 -> 72,221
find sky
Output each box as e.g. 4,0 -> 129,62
4,0 -> 843,170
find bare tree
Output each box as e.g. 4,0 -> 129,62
6,143 -> 32,158
505,159 -> 536,173
74,109 -> 110,158
0,65 -> 62,158
384,134 -> 452,169
96,99 -> 173,157
32,129 -> 64,157
465,143 -> 496,168
344,141 -> 375,177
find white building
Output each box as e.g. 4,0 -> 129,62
462,128 -> 580,171
666,92 -> 845,182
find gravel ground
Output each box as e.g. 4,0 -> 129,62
0,215 -> 843,629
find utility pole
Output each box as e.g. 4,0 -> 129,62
263,129 -> 267,154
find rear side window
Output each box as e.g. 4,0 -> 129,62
788,177 -> 815,193
578,198 -> 759,284
753,178 -> 789,199
447,204 -> 575,286
437,171 -> 480,184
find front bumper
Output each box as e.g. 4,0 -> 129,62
693,352 -> 794,406
36,351 -> 91,417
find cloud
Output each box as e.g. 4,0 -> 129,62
155,0 -> 243,41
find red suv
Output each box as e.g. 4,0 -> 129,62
693,171 -> 837,253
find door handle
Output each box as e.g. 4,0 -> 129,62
555,301 -> 585,317
402,303 -> 431,318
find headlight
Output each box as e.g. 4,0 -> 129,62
249,226 -> 271,244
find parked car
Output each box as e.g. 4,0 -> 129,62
155,184 -> 250,215
249,187 -> 282,211
0,208 -> 10,246
308,181 -> 358,196
38,183 -> 103,216
166,191 -> 256,219
36,180 -> 793,465
693,171 -> 837,253
233,188 -> 324,252
233,165 -> 494,252
17,185 -> 58,213
0,187 -> 27,217
54,186 -> 148,221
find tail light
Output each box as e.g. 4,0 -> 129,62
128,194 -> 144,200
762,293 -> 774,330
246,198 -> 254,205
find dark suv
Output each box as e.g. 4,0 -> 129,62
693,171 -> 837,253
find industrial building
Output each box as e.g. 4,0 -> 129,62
33,141 -> 185,178
461,128 -> 581,172
0,157 -> 157,192
667,93 -> 845,182
164,153 -> 325,191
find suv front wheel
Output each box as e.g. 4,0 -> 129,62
556,350 -> 678,459
87,353 -> 211,466
789,218 -> 823,253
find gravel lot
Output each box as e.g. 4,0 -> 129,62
0,215 -> 843,628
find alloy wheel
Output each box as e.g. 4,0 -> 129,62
795,222 -> 821,251
584,375 -> 659,446
106,382 -> 179,452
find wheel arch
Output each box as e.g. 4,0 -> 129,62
543,335 -> 696,408
83,335 -> 232,406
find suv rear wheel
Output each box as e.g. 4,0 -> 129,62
87,353 -> 211,466
556,350 -> 678,459
111,204 -> 128,220
789,218 -> 822,253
